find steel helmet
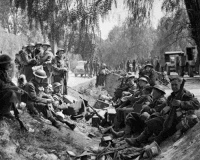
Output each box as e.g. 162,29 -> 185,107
138,77 -> 149,83
53,82 -> 62,89
0,54 -> 12,64
145,63 -> 153,68
28,43 -> 35,47
153,84 -> 166,94
42,42 -> 51,47
33,69 -> 47,79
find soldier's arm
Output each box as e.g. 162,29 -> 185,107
21,52 -> 32,64
180,93 -> 200,110
26,83 -> 48,103
152,97 -> 167,113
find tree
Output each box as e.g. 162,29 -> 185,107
11,0 -> 116,55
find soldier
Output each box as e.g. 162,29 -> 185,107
89,58 -> 94,77
115,85 -> 166,138
97,63 -> 110,87
113,77 -> 149,130
125,77 -> 200,152
34,42 -> 43,61
144,63 -> 158,86
132,60 -> 136,73
126,60 -> 130,72
52,48 -> 68,94
20,44 -> 37,81
84,61 -> 89,77
40,43 -> 54,83
24,69 -> 61,129
0,54 -> 26,130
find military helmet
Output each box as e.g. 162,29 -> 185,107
42,42 -> 51,47
102,63 -> 106,67
153,84 -> 166,94
28,43 -> 35,47
138,77 -> 148,83
0,54 -> 12,64
145,63 -> 153,68
53,82 -> 62,89
35,42 -> 43,46
33,69 -> 47,79
56,48 -> 65,55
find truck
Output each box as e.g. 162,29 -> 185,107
163,47 -> 199,77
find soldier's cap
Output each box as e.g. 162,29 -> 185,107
127,73 -> 135,79
33,69 -> 47,79
27,43 -> 35,47
53,82 -> 62,89
42,42 -> 51,47
35,42 -> 43,46
0,54 -> 12,64
56,48 -> 65,55
138,77 -> 149,83
153,84 -> 166,94
145,63 -> 153,68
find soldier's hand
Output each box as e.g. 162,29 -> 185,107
171,100 -> 181,107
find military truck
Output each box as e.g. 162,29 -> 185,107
164,51 -> 184,76
164,47 -> 198,77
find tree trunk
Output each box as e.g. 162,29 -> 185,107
184,0 -> 200,69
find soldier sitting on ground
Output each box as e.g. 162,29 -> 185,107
113,83 -> 152,132
112,85 -> 166,138
117,77 -> 149,109
143,63 -> 158,86
23,69 -> 61,129
0,54 -> 26,130
52,82 -> 86,119
125,77 -> 200,158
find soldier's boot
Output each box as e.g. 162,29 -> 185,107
110,127 -> 124,138
125,131 -> 149,147
48,117 -> 61,130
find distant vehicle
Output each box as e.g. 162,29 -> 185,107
164,51 -> 184,76
164,47 -> 199,77
74,61 -> 87,77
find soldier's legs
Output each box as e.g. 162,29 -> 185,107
125,112 -> 146,134
28,102 -> 60,129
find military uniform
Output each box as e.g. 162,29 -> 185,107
20,49 -> 37,81
39,49 -> 54,83
24,70 -> 60,129
52,55 -> 68,94
125,95 -> 166,134
126,89 -> 200,147
0,70 -> 18,116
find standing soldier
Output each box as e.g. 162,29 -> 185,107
144,63 -> 158,86
20,43 -> 37,81
89,58 -> 93,77
132,60 -> 136,73
84,61 -> 89,77
126,60 -> 130,72
34,42 -> 43,61
52,48 -> 68,94
39,43 -> 54,83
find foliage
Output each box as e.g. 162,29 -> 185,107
97,23 -> 156,68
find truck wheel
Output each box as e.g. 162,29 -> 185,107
178,66 -> 184,77
166,66 -> 170,75
81,74 -> 83,77
75,74 -> 77,77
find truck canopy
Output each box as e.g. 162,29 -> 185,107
164,51 -> 184,55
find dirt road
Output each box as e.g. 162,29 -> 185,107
68,71 -> 96,87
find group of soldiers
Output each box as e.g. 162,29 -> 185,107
100,63 -> 200,158
15,42 -> 68,94
84,59 -> 100,77
0,43 -> 89,131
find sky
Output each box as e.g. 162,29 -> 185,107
99,0 -> 164,40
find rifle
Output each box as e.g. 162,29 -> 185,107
163,79 -> 186,130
